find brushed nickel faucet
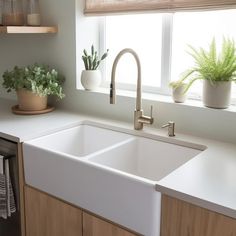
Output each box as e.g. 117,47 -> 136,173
110,48 -> 154,130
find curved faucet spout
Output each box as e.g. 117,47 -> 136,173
110,48 -> 142,111
110,48 -> 154,130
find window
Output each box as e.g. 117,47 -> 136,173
171,9 -> 236,99
102,9 -> 236,100
103,14 -> 163,93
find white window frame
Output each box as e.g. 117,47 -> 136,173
99,12 -> 236,104
99,14 -> 174,96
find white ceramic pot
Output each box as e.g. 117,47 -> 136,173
171,84 -> 187,103
203,80 -> 231,109
81,70 -> 101,91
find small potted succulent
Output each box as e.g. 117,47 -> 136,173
169,80 -> 188,103
81,45 -> 109,90
180,38 -> 236,108
2,64 -> 65,111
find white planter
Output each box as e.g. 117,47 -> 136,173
203,80 -> 231,109
81,70 -> 101,91
171,84 -> 187,103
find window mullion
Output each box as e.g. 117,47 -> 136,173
161,13 -> 173,94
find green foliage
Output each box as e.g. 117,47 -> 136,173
2,64 -> 65,99
180,37 -> 236,92
82,45 -> 109,70
169,80 -> 187,89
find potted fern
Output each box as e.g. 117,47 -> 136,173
2,64 -> 65,111
180,38 -> 236,108
81,45 -> 108,90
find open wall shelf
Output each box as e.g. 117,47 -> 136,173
0,26 -> 58,34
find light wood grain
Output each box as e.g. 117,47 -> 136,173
17,143 -> 26,236
83,211 -> 140,236
84,0 -> 236,14
24,186 -> 82,236
161,194 -> 236,236
0,26 -> 57,34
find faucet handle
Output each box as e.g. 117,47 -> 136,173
136,105 -> 154,129
148,105 -> 154,124
150,105 -> 153,118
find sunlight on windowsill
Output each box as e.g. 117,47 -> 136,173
77,86 -> 236,114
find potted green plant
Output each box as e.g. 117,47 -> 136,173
81,45 -> 108,90
2,64 -> 65,111
180,38 -> 236,108
169,80 -> 188,103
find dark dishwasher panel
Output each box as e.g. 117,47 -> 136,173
0,138 -> 21,236
0,212 -> 20,236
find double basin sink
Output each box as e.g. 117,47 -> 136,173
23,121 -> 205,236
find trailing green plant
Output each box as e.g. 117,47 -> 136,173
180,37 -> 236,92
2,64 -> 65,99
82,45 -> 109,70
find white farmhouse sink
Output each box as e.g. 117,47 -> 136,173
25,124 -> 133,157
88,137 -> 202,181
23,122 -> 205,236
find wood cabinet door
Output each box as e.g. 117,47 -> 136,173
161,194 -> 236,236
25,186 -> 82,236
83,211 -> 140,236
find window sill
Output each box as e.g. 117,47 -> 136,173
77,87 -> 236,114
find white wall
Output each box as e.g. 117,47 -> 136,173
0,0 -> 236,144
